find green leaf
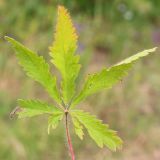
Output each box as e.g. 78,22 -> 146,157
49,6 -> 81,104
71,110 -> 122,151
115,47 -> 157,66
5,36 -> 61,104
17,99 -> 62,118
72,116 -> 84,140
72,47 -> 157,107
48,112 -> 64,134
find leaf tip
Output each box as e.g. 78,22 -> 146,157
4,36 -> 12,42
4,36 -> 17,47
58,5 -> 65,10
58,5 -> 68,15
17,99 -> 24,105
149,47 -> 157,52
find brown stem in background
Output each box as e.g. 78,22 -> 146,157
65,111 -> 75,160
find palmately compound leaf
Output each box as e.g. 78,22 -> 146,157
71,110 -> 122,151
17,99 -> 62,118
49,6 -> 81,104
72,47 -> 157,107
6,5 -> 157,157
5,36 -> 61,104
48,112 -> 64,134
72,116 -> 84,140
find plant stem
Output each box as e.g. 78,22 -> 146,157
65,112 -> 75,160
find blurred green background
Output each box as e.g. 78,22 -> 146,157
0,0 -> 160,159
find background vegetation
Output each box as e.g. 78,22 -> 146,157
0,0 -> 160,159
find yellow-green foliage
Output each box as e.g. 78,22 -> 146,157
50,6 -> 81,104
5,5 -> 157,152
